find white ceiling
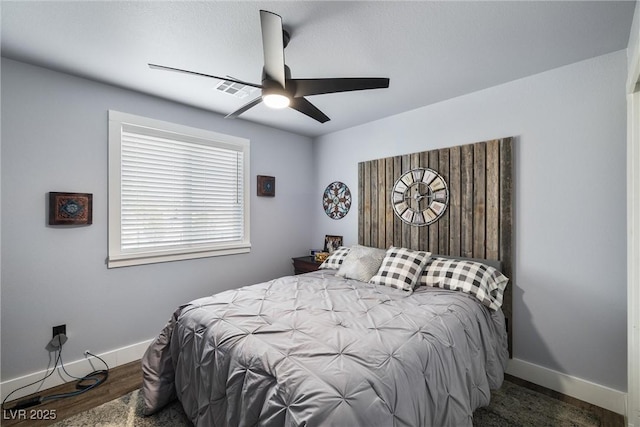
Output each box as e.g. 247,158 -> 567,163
1,1 -> 636,137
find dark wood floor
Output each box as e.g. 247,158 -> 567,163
1,362 -> 625,426
1,360 -> 141,427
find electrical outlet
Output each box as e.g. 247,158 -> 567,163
52,324 -> 66,338
46,324 -> 68,351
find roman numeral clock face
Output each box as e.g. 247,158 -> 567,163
392,168 -> 449,226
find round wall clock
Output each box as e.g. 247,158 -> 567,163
391,168 -> 449,226
322,181 -> 352,220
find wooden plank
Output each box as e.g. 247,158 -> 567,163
438,148 -> 450,255
499,141 -> 513,266
448,145 -> 461,256
410,153 -> 421,250
486,140 -> 500,260
428,150 -> 440,253
460,144 -> 474,257
393,156 -> 403,247
401,154 -> 412,248
419,150 -> 430,252
385,157 -> 395,249
363,161 -> 371,247
473,142 -> 486,258
370,160 -> 378,247
499,137 -> 514,357
377,158 -> 387,249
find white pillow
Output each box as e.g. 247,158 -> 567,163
336,245 -> 387,282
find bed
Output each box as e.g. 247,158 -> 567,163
142,138 -> 513,426
141,247 -> 509,427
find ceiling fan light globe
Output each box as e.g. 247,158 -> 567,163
263,93 -> 290,109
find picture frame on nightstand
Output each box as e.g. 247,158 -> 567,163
324,235 -> 343,253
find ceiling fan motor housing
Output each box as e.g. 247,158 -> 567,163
261,77 -> 290,108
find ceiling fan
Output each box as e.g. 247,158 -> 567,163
149,10 -> 390,123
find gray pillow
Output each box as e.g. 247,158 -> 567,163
336,245 -> 387,282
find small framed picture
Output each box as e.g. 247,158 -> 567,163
257,175 -> 275,197
324,235 -> 343,253
49,192 -> 93,225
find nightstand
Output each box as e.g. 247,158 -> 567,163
292,256 -> 322,275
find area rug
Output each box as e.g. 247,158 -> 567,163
51,379 -> 602,427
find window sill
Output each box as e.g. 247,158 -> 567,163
107,244 -> 251,268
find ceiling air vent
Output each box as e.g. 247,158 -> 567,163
215,80 -> 258,99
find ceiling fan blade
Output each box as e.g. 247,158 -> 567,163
148,63 -> 262,89
289,97 -> 330,123
225,96 -> 263,119
260,10 -> 286,88
291,77 -> 390,98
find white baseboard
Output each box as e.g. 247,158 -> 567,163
0,339 -> 153,402
506,358 -> 627,416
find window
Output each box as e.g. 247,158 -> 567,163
108,111 -> 250,268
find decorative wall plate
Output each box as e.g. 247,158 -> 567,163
391,168 -> 449,226
322,181 -> 352,220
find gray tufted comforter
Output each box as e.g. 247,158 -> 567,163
142,270 -> 508,426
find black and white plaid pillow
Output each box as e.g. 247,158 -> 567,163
319,246 -> 351,270
369,247 -> 431,291
420,257 -> 509,310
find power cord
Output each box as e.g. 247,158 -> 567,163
1,335 -> 110,410
1,348 -> 63,409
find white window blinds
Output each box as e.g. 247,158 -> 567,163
108,111 -> 250,268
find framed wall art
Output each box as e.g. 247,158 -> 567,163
257,175 -> 275,197
49,192 -> 93,225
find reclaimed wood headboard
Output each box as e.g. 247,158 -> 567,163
358,137 -> 513,356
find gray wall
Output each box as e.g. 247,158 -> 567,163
312,50 -> 628,392
0,58 -> 315,380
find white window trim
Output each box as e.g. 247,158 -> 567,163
108,110 -> 250,268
